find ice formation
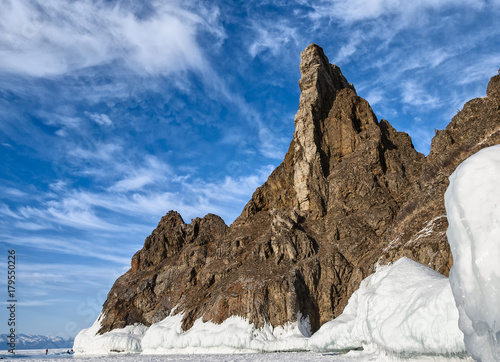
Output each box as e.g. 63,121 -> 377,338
445,144 -> 500,361
75,258 -> 468,358
309,258 -> 465,356
141,314 -> 308,354
73,314 -> 147,354
74,313 -> 308,355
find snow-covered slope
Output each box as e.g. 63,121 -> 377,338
309,258 -> 465,357
0,333 -> 73,350
141,314 -> 308,354
73,314 -> 146,354
74,313 -> 309,355
445,144 -> 500,361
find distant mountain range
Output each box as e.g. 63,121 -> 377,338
0,334 -> 74,350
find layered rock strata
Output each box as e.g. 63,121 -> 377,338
97,44 -> 500,335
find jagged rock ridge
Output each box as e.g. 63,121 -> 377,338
97,44 -> 500,335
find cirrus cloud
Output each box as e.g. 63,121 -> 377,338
0,0 -> 225,77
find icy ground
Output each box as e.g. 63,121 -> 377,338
0,349 -> 474,361
0,349 -> 74,360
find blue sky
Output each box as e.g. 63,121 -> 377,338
0,0 -> 499,338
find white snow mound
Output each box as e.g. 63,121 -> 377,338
141,313 -> 308,354
445,144 -> 500,361
74,313 -> 309,354
73,314 -> 147,354
309,257 -> 466,356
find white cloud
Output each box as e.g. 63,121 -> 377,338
364,89 -> 385,106
50,180 -> 66,191
40,113 -> 82,136
310,0 -> 486,23
308,0 -> 492,73
456,55 -> 500,86
401,81 -> 440,108
14,299 -> 69,307
248,20 -> 299,58
184,166 -> 273,204
68,142 -> 122,161
107,155 -> 172,192
258,126 -> 289,160
13,221 -> 49,231
0,0 -> 225,77
0,186 -> 28,198
111,174 -> 155,192
2,155 -> 274,241
86,112 -> 113,127
20,263 -> 126,287
16,199 -> 120,231
2,234 -> 133,264
0,203 -> 23,219
334,30 -> 365,65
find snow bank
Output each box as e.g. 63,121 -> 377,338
74,313 -> 308,355
142,313 -> 308,354
309,258 -> 466,357
445,145 -> 500,361
73,314 -> 147,354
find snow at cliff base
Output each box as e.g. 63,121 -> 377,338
308,258 -> 465,357
445,144 -> 500,362
73,314 -> 146,354
74,258 -> 468,359
141,313 -> 309,354
74,312 -> 309,355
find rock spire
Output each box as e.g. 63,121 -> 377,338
96,45 -> 500,335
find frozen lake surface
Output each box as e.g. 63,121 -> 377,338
0,349 -> 359,361
0,349 -> 472,362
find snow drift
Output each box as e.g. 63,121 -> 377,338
74,312 -> 308,355
73,314 -> 146,354
141,313 -> 308,354
75,258 -> 467,358
445,144 -> 500,361
308,258 -> 465,356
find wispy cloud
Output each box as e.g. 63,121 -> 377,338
1,145 -> 276,254
309,0 -> 486,24
248,20 -> 300,58
86,112 -> 113,127
0,186 -> 28,199
0,0 -> 225,77
107,155 -> 172,192
19,263 -> 127,288
183,165 -> 274,204
13,221 -> 49,231
0,203 -> 23,219
401,81 -> 440,108
68,142 -> 123,162
2,234 -> 134,265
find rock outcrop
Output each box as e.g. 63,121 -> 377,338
97,45 -> 500,336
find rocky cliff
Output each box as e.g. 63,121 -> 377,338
97,44 -> 500,335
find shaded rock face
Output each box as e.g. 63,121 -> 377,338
98,45 -> 500,335
379,68 -> 500,274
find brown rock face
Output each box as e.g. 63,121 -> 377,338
97,46 -> 500,335
379,68 -> 500,274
